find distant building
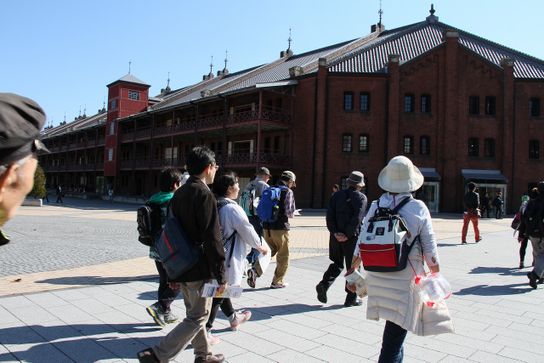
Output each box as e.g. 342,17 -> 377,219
40,7 -> 544,212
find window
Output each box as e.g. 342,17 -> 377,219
421,95 -> 431,113
109,99 -> 117,110
109,122 -> 115,135
342,134 -> 352,152
484,138 -> 495,158
529,140 -> 540,159
128,90 -> 140,100
403,136 -> 413,154
404,94 -> 414,113
469,96 -> 480,115
107,148 -> 113,161
468,138 -> 479,157
343,92 -> 353,111
485,96 -> 496,115
358,134 -> 369,153
530,98 -> 541,117
359,93 -> 370,112
420,136 -> 430,155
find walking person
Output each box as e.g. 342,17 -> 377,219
316,171 -> 367,307
493,191 -> 504,219
137,146 -> 226,363
206,171 -> 269,344
518,182 -> 544,289
55,184 -> 63,203
480,192 -> 490,218
461,182 -> 482,244
0,93 -> 49,228
348,156 -> 453,363
517,189 -> 536,269
145,168 -> 183,328
261,170 -> 297,289
242,167 -> 271,288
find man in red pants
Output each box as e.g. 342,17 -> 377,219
462,182 -> 482,244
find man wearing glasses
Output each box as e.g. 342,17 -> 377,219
138,146 -> 226,363
0,93 -> 49,233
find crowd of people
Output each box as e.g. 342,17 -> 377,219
1,92 -> 542,363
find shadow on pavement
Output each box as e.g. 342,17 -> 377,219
212,303 -> 344,323
468,266 -> 526,276
35,275 -> 156,286
0,323 -> 161,362
454,282 -> 532,296
43,197 -> 138,212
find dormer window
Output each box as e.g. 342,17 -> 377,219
128,90 -> 140,100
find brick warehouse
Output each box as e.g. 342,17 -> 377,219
40,7 -> 544,213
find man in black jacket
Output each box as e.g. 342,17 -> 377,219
316,171 -> 367,307
461,182 -> 482,244
138,146 -> 226,363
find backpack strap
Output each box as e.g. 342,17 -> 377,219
391,196 -> 413,214
217,198 -> 237,267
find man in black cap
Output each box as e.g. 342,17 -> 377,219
316,171 -> 367,306
0,93 -> 49,230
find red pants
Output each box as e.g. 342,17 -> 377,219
462,213 -> 480,242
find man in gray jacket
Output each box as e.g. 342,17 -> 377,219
316,171 -> 367,307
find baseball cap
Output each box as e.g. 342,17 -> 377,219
257,166 -> 271,176
0,93 -> 49,165
281,170 -> 296,187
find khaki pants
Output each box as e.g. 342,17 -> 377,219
153,280 -> 212,362
263,229 -> 290,285
530,236 -> 544,278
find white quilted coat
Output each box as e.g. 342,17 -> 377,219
359,193 -> 454,336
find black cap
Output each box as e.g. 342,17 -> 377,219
0,93 -> 49,165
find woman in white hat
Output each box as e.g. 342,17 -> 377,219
349,156 -> 453,363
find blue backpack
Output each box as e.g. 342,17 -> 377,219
257,186 -> 286,223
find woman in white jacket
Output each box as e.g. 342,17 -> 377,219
349,156 -> 453,363
206,171 -> 269,344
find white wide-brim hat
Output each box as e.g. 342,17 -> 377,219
378,155 -> 424,193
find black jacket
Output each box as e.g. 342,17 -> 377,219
326,187 -> 367,239
170,176 -> 226,284
463,191 -> 480,210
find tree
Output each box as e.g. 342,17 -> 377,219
30,164 -> 47,198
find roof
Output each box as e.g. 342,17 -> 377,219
42,111 -> 107,139
461,169 -> 508,183
106,73 -> 150,87
328,20 -> 544,78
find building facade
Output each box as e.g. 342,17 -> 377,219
40,8 -> 544,212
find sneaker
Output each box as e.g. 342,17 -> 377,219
461,241 -> 467,245
194,354 -> 225,363
316,283 -> 327,304
270,282 -> 289,289
475,237 -> 482,243
207,331 -> 221,345
163,310 -> 179,324
230,310 -> 252,331
146,302 -> 166,328
344,298 -> 363,307
137,348 -> 159,363
247,268 -> 257,288
527,272 -> 538,289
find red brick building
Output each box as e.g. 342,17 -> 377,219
40,8 -> 544,212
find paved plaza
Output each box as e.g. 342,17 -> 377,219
0,199 -> 543,362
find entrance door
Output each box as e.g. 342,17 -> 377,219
477,184 -> 507,216
419,182 -> 440,213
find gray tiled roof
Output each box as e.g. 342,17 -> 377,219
42,111 -> 107,139
107,73 -> 150,87
328,21 -> 544,78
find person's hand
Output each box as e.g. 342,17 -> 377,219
345,267 -> 355,276
216,283 -> 227,294
346,283 -> 356,293
334,232 -> 348,242
259,245 -> 269,256
168,282 -> 181,290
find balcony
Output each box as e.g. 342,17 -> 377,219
219,153 -> 290,168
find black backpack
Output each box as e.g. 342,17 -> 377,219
136,203 -> 165,246
523,198 -> 544,238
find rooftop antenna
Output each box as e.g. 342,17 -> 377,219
430,3 -> 435,16
78,106 -> 81,117
167,72 -> 170,88
209,56 -> 214,76
224,50 -> 228,71
83,105 -> 86,117
378,0 -> 383,27
128,60 -> 132,74
287,27 -> 292,51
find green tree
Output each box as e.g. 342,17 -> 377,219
30,164 -> 47,198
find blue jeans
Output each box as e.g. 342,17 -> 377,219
378,320 -> 408,363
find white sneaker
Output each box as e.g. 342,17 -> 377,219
229,310 -> 252,331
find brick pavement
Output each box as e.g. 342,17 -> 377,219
1,200 -> 543,362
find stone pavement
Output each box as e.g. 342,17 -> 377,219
1,200 -> 543,362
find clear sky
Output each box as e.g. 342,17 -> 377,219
2,0 -> 542,127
